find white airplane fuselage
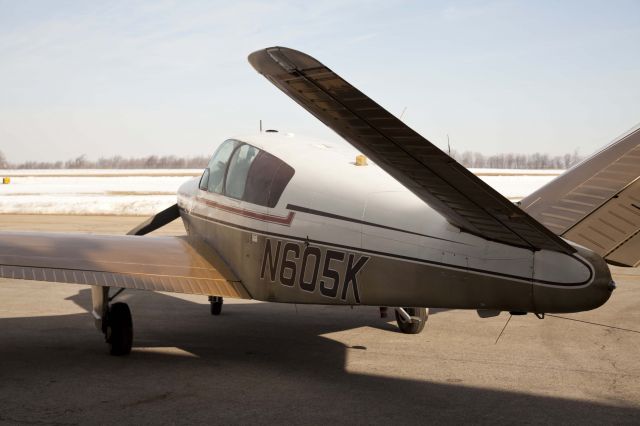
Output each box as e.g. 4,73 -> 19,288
177,133 -> 613,314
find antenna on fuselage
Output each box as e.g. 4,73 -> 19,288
494,314 -> 512,345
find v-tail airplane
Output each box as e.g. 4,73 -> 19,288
1,47 -> 638,355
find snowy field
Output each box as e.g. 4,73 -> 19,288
470,168 -> 564,202
0,169 -> 562,216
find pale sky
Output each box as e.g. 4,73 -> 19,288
0,0 -> 639,163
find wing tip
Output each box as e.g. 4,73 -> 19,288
248,46 -> 322,75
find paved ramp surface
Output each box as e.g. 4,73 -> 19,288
0,215 -> 639,425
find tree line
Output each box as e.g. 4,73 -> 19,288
450,149 -> 583,169
0,150 -> 583,170
0,152 -> 209,169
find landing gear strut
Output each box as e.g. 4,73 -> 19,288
209,296 -> 223,315
395,307 -> 428,334
103,302 -> 133,356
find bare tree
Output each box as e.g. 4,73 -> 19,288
65,154 -> 88,169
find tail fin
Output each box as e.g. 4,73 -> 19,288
521,125 -> 640,267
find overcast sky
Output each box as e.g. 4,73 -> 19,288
0,0 -> 639,163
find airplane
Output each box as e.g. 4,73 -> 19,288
1,47 -> 638,356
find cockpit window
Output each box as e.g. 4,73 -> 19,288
225,144 -> 259,199
200,140 -> 295,208
206,139 -> 238,193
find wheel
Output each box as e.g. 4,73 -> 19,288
395,307 -> 428,334
211,301 -> 222,315
106,302 -> 133,356
210,296 -> 223,316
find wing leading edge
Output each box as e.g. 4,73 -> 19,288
249,46 -> 574,254
0,232 -> 250,298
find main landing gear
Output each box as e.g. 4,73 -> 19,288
394,307 -> 428,334
92,286 -> 133,356
103,302 -> 133,356
209,296 -> 223,315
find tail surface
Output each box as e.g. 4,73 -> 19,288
521,125 -> 640,267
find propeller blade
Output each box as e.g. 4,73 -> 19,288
127,204 -> 180,236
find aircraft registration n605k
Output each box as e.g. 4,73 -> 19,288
1,47 -> 638,355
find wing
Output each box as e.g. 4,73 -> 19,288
248,46 -> 574,254
521,125 -> 640,267
0,232 -> 250,298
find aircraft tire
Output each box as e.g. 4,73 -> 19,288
210,297 -> 223,316
107,302 -> 133,356
395,307 -> 428,334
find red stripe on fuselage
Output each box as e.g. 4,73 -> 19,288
195,196 -> 294,226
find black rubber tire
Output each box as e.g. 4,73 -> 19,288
395,307 -> 428,334
210,300 -> 223,316
107,302 -> 133,356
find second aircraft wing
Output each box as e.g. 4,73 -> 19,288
249,46 -> 574,254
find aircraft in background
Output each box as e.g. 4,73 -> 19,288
1,47 -> 638,355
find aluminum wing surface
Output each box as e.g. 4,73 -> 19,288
0,232 -> 250,298
249,46 -> 574,254
521,126 -> 640,267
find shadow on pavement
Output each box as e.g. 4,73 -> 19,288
0,288 -> 637,425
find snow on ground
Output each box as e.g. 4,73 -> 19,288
1,176 -> 192,196
1,169 -> 202,177
468,168 -> 564,176
0,195 -> 179,216
0,171 -> 198,215
475,174 -> 560,201
0,169 -> 562,215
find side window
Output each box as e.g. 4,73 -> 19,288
199,168 -> 210,190
244,151 -> 295,208
267,160 -> 295,207
225,144 -> 259,199
206,140 -> 238,193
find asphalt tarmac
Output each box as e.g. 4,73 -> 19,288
0,215 -> 639,425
